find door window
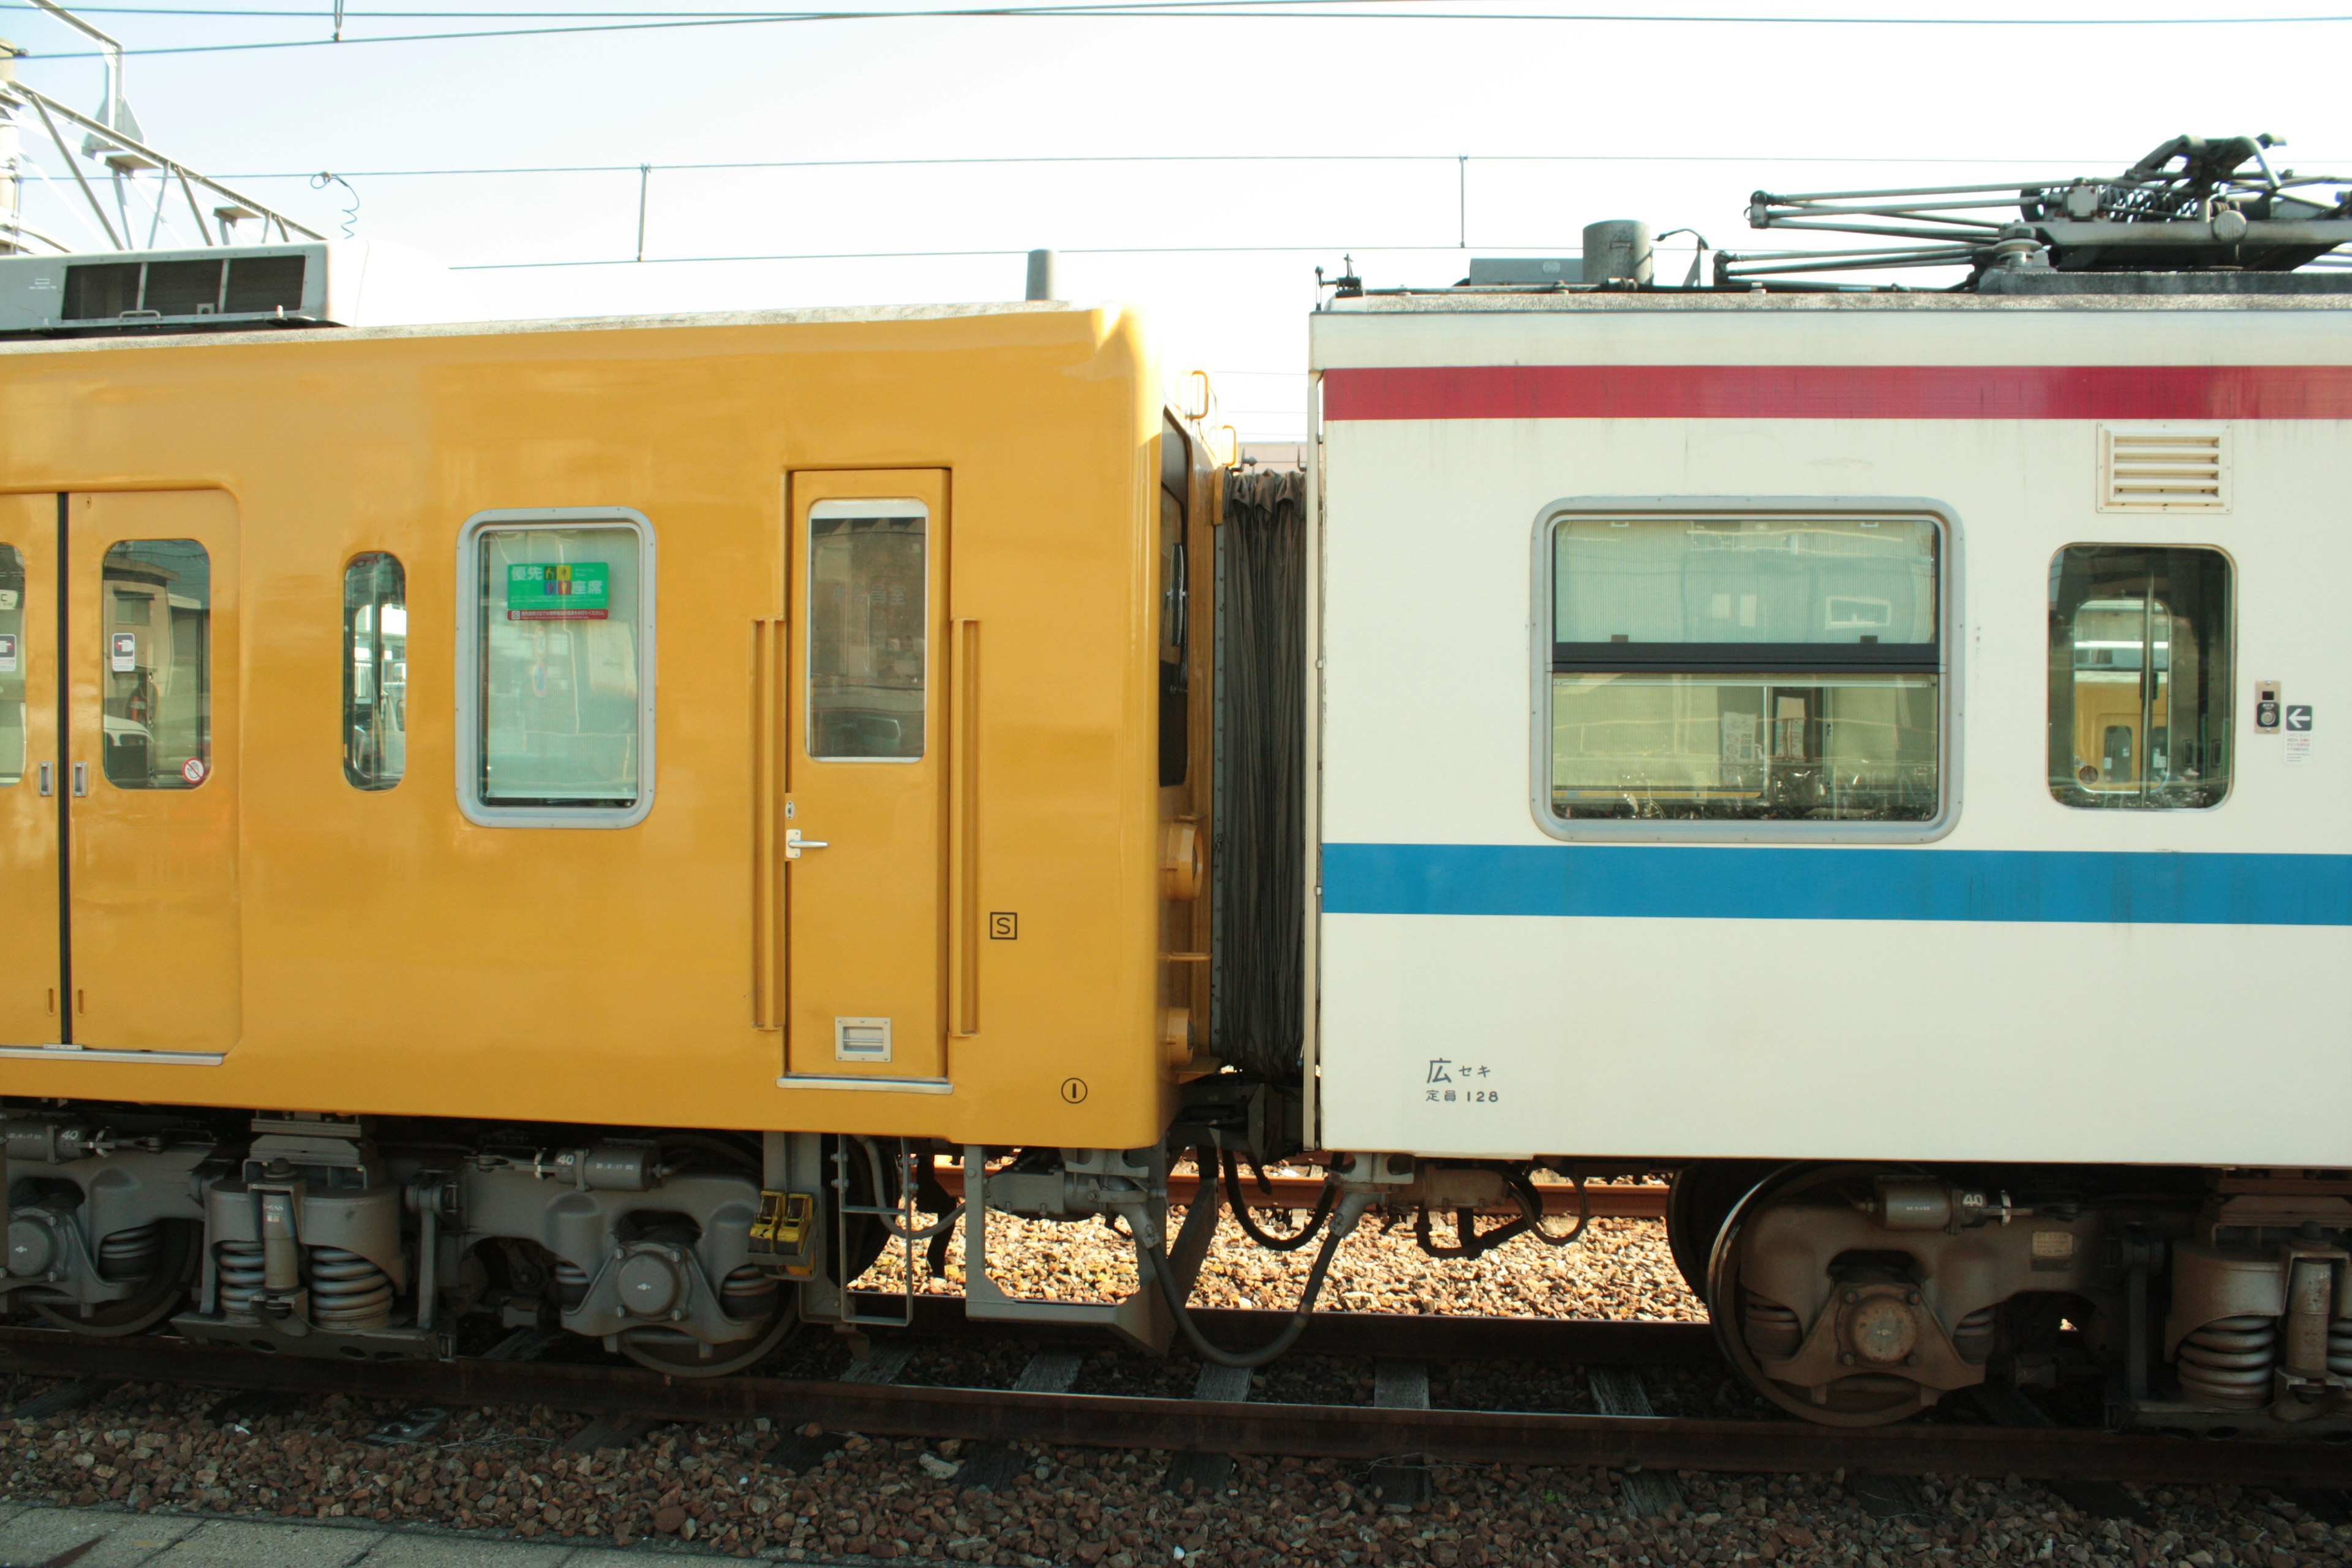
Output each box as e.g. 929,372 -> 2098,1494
0,544 -> 24,786
100,540 -> 211,790
807,500 -> 926,761
2048,545 -> 2231,809
343,552 -> 407,790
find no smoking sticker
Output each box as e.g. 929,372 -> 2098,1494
181,756 -> 208,785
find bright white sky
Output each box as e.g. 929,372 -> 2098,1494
3,0 -> 2346,437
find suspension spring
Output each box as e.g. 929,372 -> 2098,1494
96,1222 -> 161,1282
308,1246 -> 394,1331
553,1260 -> 590,1311
721,1264 -> 778,1321
2176,1313 -> 2276,1409
1742,1291 -> 1803,1360
2331,1318 -> 2352,1378
214,1240 -> 266,1319
1952,1304 -> 1997,1364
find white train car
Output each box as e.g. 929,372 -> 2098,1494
1307,266 -> 2352,1425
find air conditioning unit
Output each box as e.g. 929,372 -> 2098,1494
0,241 -> 478,336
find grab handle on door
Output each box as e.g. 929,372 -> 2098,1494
71,762 -> 88,797
948,617 -> 981,1038
37,763 -> 52,797
785,828 -> 828,859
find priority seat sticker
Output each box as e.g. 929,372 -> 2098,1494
506,563 -> 610,622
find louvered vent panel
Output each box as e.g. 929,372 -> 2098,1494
2100,425 -> 2228,511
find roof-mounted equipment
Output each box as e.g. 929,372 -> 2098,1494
1717,134 -> 2352,290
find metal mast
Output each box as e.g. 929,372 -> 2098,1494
0,1 -> 322,257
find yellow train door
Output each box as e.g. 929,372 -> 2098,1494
64,491 -> 241,1052
781,470 -> 956,1082
0,494 -> 61,1045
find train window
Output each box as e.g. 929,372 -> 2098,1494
1547,514 -> 1942,824
342,552 -> 407,791
100,540 -> 211,790
458,511 -> 654,826
0,545 -> 23,786
2048,545 -> 2231,810
807,500 -> 927,761
1159,417 -> 1189,788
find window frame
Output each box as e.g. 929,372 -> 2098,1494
454,507 -> 657,830
1528,497 -> 1963,845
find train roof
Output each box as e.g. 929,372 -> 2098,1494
0,298 -> 1106,356
1324,279 -> 2352,315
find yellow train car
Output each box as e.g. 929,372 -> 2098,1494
0,293 -> 1232,1366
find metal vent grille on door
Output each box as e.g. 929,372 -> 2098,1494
834,1017 -> 893,1063
2099,425 -> 2228,512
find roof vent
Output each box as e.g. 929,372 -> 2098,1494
2099,424 -> 2229,511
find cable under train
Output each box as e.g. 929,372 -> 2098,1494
1,132 -> 2349,1432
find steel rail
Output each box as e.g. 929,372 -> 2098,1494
2,1318 -> 2345,1488
894,1297 -> 1720,1362
929,1166 -> 1671,1220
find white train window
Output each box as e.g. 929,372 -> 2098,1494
456,509 -> 655,829
1546,513 -> 1942,825
2047,545 -> 2230,810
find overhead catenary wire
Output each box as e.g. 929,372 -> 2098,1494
194,150 -> 2269,181
12,0 -> 2343,13
9,2 -> 2352,60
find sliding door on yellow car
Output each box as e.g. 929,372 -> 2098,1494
62,491 -> 241,1054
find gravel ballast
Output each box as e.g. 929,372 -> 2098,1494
3,1218 -> 2340,1567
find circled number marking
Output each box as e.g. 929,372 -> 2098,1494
1060,1078 -> 1088,1104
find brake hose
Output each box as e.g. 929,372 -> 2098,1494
1221,1147 -> 1338,1253
1125,1153 -> 1369,1370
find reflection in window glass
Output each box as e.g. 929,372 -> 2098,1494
101,540 -> 210,790
2048,546 -> 2231,810
808,505 -> 925,761
0,545 -> 24,786
1549,516 -> 1941,823
1552,674 -> 1939,820
1555,516 -> 1938,647
478,527 -> 641,806
344,552 -> 407,790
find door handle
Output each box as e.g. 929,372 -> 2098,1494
37,763 -> 52,797
71,763 -> 88,797
785,827 -> 828,860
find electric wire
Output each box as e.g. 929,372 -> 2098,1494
12,2 -> 2352,61
17,0 -> 2340,12
197,151 -> 2232,181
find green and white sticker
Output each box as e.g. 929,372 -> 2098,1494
507,562 -> 610,622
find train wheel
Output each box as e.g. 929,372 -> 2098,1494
26,1223 -> 198,1338
1665,1162 -> 1774,1304
618,1311 -> 797,1378
1705,1164 -> 1934,1428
